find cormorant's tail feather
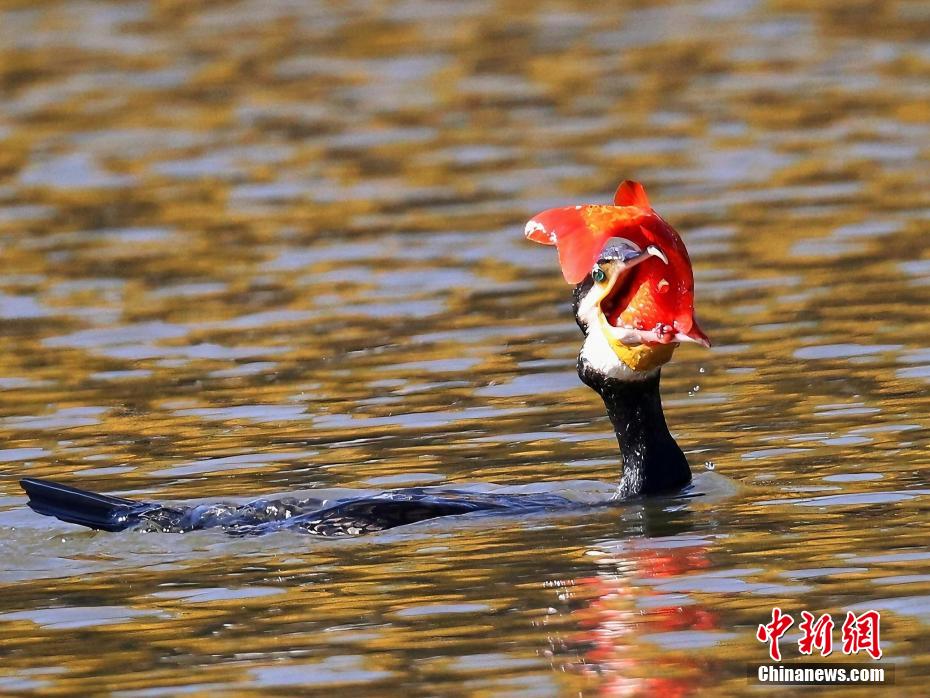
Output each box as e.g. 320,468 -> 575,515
20,478 -> 150,531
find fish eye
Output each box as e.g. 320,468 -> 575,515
592,267 -> 607,284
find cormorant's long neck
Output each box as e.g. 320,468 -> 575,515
580,366 -> 692,497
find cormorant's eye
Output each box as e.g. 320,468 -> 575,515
592,267 -> 607,284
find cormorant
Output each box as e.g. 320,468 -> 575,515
20,180 -> 710,536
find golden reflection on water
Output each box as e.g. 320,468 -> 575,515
1,0 -> 930,694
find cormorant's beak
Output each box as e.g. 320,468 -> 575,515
613,245 -> 710,348
602,243 -> 668,268
577,239 -> 709,371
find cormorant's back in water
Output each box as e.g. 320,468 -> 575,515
20,181 -> 710,536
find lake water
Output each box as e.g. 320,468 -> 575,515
1,0 -> 929,694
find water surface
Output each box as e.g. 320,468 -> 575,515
1,0 -> 929,694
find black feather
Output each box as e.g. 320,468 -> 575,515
20,478 -> 152,532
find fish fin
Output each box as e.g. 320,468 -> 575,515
613,180 -> 651,208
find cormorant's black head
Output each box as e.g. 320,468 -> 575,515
572,239 -> 680,383
524,181 -> 710,377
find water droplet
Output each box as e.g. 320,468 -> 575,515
699,367 -> 706,374
692,385 -> 700,392
704,461 -> 715,470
